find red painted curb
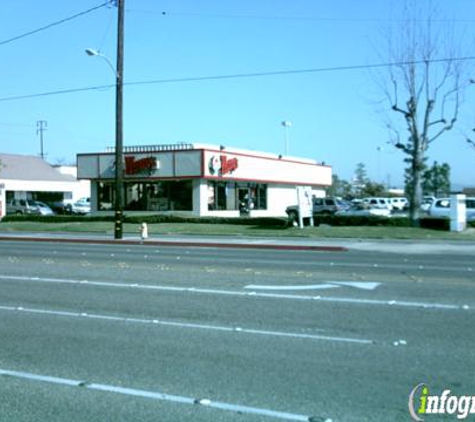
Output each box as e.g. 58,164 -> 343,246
0,236 -> 348,252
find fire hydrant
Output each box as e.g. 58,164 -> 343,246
140,222 -> 148,242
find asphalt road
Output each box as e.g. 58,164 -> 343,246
0,240 -> 474,421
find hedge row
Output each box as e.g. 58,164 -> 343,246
313,215 -> 458,230
2,213 -> 473,231
0,214 -> 289,227
312,215 -> 412,227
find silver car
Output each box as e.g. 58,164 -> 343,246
7,199 -> 54,216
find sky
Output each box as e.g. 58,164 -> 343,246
0,0 -> 475,189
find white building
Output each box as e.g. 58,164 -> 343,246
0,153 -> 90,218
77,143 -> 331,217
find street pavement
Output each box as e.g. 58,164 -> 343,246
1,234 -> 475,421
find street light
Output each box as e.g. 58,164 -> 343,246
85,48 -> 118,77
85,0 -> 125,240
281,120 -> 292,156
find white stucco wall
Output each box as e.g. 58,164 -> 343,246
0,184 -> 5,220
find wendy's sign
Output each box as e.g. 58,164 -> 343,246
125,156 -> 158,175
209,155 -> 239,176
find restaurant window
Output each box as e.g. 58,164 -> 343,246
98,183 -> 114,211
208,181 -> 227,210
236,183 -> 267,210
97,180 -> 192,212
255,184 -> 267,210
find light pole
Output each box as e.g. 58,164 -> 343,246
85,0 -> 125,240
36,120 -> 47,160
85,49 -> 117,77
281,120 -> 292,156
376,146 -> 382,183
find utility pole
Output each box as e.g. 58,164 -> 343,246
114,0 -> 125,239
36,120 -> 47,160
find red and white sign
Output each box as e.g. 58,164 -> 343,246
204,149 -> 330,186
125,156 -> 159,176
209,155 -> 239,176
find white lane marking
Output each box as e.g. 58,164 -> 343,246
0,368 -> 311,421
0,305 -> 374,345
245,284 -> 340,291
0,274 -> 469,311
245,282 -> 381,291
330,282 -> 380,291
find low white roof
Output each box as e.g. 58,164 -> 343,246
0,153 -> 77,182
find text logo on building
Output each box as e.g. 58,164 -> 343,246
209,155 -> 238,176
124,156 -> 158,176
408,383 -> 475,420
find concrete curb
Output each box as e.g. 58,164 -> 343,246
0,235 -> 348,252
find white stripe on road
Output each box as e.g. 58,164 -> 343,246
0,305 -> 374,345
245,284 -> 340,291
0,368 -> 314,421
245,282 -> 381,291
0,274 -> 470,311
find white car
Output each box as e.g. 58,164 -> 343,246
389,197 -> 408,211
428,198 -> 475,221
71,198 -> 91,215
421,196 -> 436,212
335,205 -> 391,217
362,197 -> 393,211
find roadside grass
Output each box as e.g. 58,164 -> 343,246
1,220 -> 475,240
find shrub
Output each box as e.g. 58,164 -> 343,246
1,215 -> 113,223
1,213 -> 288,227
418,217 -> 450,231
312,215 -> 411,227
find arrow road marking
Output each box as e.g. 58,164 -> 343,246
244,282 -> 381,291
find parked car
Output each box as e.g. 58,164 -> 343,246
6,199 -> 54,216
71,197 -> 91,215
285,197 -> 349,222
388,197 -> 408,211
335,204 -> 391,217
421,196 -> 436,212
311,197 -> 350,214
428,197 -> 475,221
48,201 -> 73,215
362,197 -> 393,211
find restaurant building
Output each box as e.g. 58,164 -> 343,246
77,143 -> 332,217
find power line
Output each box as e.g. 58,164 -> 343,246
128,9 -> 475,24
0,84 -> 114,102
0,2 -> 110,48
0,56 -> 474,103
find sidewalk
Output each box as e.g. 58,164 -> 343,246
1,230 -> 475,254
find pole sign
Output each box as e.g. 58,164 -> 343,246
450,194 -> 466,232
296,186 -> 314,228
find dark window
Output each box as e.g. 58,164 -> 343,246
98,180 -> 192,212
208,181 -> 227,210
255,184 -> 267,210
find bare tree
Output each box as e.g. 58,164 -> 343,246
379,2 -> 465,224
